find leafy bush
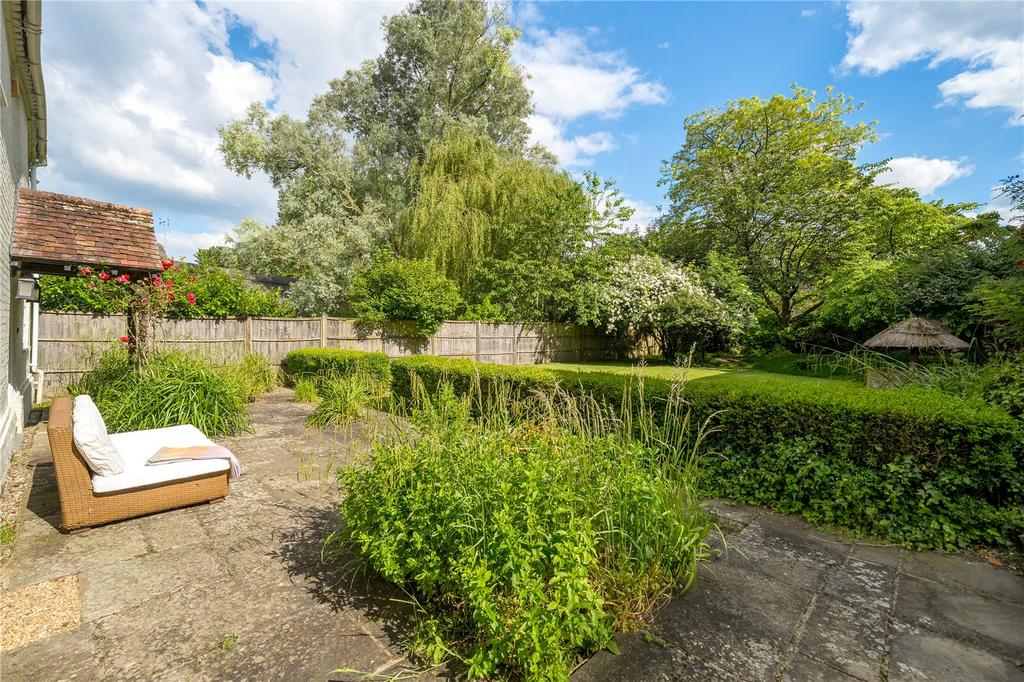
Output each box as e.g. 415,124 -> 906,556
69,349 -> 249,436
384,354 -> 1024,549
293,377 -> 319,403
348,252 -> 463,336
282,348 -> 392,386
982,354 -> 1024,420
333,377 -> 710,679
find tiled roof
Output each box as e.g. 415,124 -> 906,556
12,188 -> 163,272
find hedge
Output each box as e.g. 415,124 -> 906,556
282,348 -> 392,385
290,349 -> 1024,549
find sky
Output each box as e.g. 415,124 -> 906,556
37,1 -> 1024,259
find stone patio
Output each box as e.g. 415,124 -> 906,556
2,390 -> 1023,681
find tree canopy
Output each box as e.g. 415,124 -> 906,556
660,86 -> 879,327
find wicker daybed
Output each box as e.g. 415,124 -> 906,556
47,396 -> 231,532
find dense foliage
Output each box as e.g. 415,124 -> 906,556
281,348 -> 393,386
348,253 -> 462,336
333,377 -> 710,679
595,254 -> 752,358
68,349 -> 265,436
41,265 -> 291,320
370,353 -> 1023,549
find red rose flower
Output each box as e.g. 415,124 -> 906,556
98,272 -> 111,281
152,275 -> 162,287
161,259 -> 175,271
115,274 -> 131,284
186,292 -> 196,306
167,292 -> 175,301
119,336 -> 130,343
80,267 -> 92,277
165,280 -> 174,289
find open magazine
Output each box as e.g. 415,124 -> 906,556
147,445 -> 242,479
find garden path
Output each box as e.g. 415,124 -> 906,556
2,390 -> 1022,681
576,501 -> 1024,681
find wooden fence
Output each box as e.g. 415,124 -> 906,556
38,313 -> 617,396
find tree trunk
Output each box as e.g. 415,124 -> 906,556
126,303 -> 155,367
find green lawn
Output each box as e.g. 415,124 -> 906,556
546,358 -> 860,387
546,361 -> 729,381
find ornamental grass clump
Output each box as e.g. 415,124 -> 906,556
332,376 -> 712,680
292,377 -> 319,403
69,348 -> 249,436
306,373 -> 389,430
220,353 -> 276,403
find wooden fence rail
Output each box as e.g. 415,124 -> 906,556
38,313 -> 617,396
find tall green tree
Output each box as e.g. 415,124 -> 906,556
660,86 -> 879,328
311,0 -> 532,209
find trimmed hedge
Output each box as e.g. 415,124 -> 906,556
298,350 -> 1024,549
282,348 -> 392,385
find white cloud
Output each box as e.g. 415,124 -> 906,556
514,28 -> 667,167
622,197 -> 660,231
657,41 -> 671,49
38,1 -> 400,247
159,230 -> 230,261
527,115 -> 615,167
878,156 -> 974,196
979,185 -> 1023,225
800,9 -> 819,18
842,2 -> 1024,122
212,1 -> 403,117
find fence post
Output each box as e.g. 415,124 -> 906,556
320,315 -> 327,348
512,324 -> 519,365
244,317 -> 253,355
475,321 -> 482,362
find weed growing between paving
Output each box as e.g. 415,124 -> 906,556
331,375 -> 713,680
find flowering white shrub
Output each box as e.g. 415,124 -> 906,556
597,255 -> 750,358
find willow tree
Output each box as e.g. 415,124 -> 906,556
399,127 -> 632,321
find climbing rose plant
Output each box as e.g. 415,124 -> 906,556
78,259 -> 197,358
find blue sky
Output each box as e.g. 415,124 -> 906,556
38,1 -> 1023,258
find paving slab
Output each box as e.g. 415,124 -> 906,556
4,391 -> 1024,681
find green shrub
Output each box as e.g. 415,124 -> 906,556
386,354 -> 1024,549
69,349 -> 249,436
282,348 -> 392,386
293,377 -> 319,403
333,378 -> 710,679
348,252 -> 463,337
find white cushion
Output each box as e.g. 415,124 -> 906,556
72,395 -> 125,477
92,424 -> 229,494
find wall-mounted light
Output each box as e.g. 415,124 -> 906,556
15,277 -> 39,302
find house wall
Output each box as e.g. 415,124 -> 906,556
0,23 -> 32,484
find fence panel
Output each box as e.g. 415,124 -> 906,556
38,313 -> 617,396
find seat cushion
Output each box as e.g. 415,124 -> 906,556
72,395 -> 125,476
93,425 -> 229,494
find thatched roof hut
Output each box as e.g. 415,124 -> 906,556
864,317 -> 968,362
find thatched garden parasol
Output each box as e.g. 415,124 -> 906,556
864,316 -> 969,363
